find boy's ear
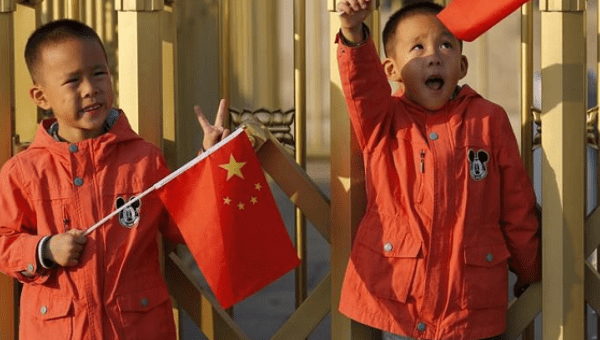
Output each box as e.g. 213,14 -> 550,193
459,55 -> 469,79
383,57 -> 402,82
29,85 -> 51,111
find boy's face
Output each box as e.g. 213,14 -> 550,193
29,37 -> 114,143
384,12 -> 468,111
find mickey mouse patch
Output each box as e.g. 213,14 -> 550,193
115,196 -> 141,228
468,149 -> 489,181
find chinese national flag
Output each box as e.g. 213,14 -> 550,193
157,130 -> 300,309
437,0 -> 531,42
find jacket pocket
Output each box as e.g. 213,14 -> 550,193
353,223 -> 422,303
462,243 -> 510,310
117,286 -> 176,340
20,294 -> 73,340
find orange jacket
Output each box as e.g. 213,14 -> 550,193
0,112 -> 184,340
336,36 -> 540,340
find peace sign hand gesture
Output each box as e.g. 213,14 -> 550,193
195,99 -> 231,151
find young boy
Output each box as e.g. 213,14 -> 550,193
0,20 -> 228,339
336,1 -> 540,339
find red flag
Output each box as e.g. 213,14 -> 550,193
437,0 -> 530,42
157,130 -> 300,309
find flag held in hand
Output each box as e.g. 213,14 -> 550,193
157,129 -> 300,309
437,0 -> 531,42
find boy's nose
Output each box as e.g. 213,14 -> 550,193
81,79 -> 99,97
427,53 -> 442,66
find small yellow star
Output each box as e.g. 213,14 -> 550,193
254,183 -> 262,191
250,196 -> 258,204
237,202 -> 245,210
223,197 -> 231,205
219,155 -> 246,180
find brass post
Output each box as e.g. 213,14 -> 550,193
294,0 -> 308,309
540,0 -> 586,338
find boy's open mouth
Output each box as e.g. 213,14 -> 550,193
425,77 -> 444,91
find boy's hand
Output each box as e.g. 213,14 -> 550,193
337,0 -> 373,44
44,229 -> 87,267
195,99 -> 231,151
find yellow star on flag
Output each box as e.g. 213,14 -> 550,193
220,154 -> 246,180
254,183 -> 262,191
250,196 -> 258,204
223,197 -> 232,205
237,202 -> 245,210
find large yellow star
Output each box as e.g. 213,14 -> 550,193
219,154 -> 246,180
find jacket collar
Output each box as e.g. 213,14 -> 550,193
29,109 -> 143,153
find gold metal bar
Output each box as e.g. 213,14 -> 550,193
0,0 -> 14,12
14,2 -> 38,143
519,4 -> 535,339
540,9 -> 586,339
165,253 -> 249,340
256,138 -> 331,243
294,0 -> 308,309
521,2 -> 534,175
272,272 -> 331,340
65,0 -> 79,20
114,0 -> 163,12
219,0 -> 230,104
0,11 -> 15,340
540,0 -> 585,12
504,282 -> 542,340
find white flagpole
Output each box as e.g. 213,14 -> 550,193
83,128 -> 245,236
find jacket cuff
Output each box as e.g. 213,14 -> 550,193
15,235 -> 51,284
336,23 -> 370,47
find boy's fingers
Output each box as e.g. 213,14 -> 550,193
194,105 -> 210,130
222,129 -> 231,139
214,99 -> 228,129
337,1 -> 351,14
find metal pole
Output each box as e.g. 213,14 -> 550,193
293,0 -> 308,309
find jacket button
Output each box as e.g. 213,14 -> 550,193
383,242 -> 393,252
40,305 -> 48,315
486,253 -> 494,262
73,177 -> 83,186
141,297 -> 148,307
68,144 -> 78,152
27,264 -> 34,273
417,322 -> 426,331
429,132 -> 439,141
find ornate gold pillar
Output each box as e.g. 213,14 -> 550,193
540,0 -> 586,338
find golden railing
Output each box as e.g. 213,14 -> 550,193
4,0 -> 600,339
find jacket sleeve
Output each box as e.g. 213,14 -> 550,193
496,110 -> 541,285
336,28 -> 393,150
0,159 -> 51,284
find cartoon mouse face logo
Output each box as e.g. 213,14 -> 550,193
468,149 -> 489,181
116,196 -> 141,228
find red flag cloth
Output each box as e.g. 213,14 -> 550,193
157,131 -> 300,309
437,0 -> 531,42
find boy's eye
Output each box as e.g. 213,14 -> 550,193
440,42 -> 453,49
64,78 -> 79,85
94,71 -> 107,76
411,44 -> 423,51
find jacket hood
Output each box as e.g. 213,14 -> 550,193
28,110 -> 143,154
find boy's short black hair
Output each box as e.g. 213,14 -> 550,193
25,19 -> 107,83
382,1 -> 461,57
